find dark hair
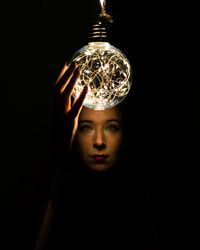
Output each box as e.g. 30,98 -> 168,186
116,91 -> 136,142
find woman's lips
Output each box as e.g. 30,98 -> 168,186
91,155 -> 108,162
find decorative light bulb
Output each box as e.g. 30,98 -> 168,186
69,0 -> 132,110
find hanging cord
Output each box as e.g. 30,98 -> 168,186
89,0 -> 114,42
99,0 -> 114,23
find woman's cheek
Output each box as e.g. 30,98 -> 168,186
109,134 -> 123,150
78,135 -> 91,151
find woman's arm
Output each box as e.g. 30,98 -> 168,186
34,199 -> 54,250
34,62 -> 88,250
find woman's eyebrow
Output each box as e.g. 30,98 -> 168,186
79,120 -> 93,123
106,119 -> 120,123
79,119 -> 121,123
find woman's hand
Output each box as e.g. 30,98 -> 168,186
53,61 -> 88,154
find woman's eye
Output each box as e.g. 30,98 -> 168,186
78,125 -> 92,132
106,124 -> 119,132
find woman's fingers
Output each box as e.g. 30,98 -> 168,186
54,64 -> 69,86
62,67 -> 80,100
55,61 -> 77,94
69,85 -> 88,120
53,61 -> 87,120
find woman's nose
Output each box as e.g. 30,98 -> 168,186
93,130 -> 106,150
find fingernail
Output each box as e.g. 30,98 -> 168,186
84,85 -> 88,91
74,61 -> 79,68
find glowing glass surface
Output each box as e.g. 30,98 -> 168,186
69,42 -> 132,110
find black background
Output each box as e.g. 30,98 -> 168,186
0,0 -> 197,249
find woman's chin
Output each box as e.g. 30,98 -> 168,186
87,162 -> 112,172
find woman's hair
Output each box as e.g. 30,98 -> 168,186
117,92 -> 136,140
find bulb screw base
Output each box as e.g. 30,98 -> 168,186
89,21 -> 108,42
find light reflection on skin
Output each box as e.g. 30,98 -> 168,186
75,106 -> 124,172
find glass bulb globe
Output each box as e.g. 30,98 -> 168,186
69,41 -> 132,110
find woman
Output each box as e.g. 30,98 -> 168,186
34,62 -> 159,250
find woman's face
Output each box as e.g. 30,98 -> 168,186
75,106 -> 124,171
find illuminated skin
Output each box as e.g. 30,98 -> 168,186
52,60 -> 124,171
53,62 -> 88,152
75,107 -> 123,171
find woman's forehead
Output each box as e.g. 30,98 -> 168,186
79,107 -> 122,122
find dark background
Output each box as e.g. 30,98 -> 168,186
0,0 -> 197,249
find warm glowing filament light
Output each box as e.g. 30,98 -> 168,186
70,42 -> 132,110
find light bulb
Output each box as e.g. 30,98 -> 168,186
68,2 -> 132,110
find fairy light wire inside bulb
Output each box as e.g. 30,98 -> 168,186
71,42 -> 132,110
